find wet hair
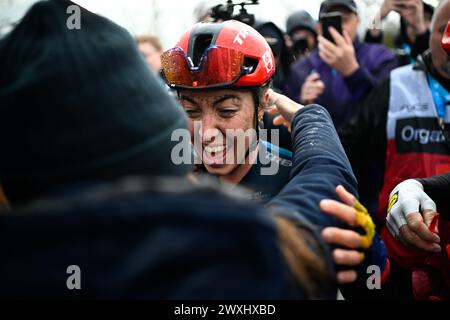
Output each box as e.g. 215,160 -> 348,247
252,79 -> 273,112
273,216 -> 335,299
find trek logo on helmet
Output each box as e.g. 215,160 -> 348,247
262,50 -> 273,74
233,27 -> 251,45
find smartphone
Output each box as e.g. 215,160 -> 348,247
320,12 -> 343,44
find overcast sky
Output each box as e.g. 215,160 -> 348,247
72,0 -> 322,48
1,0 -> 441,48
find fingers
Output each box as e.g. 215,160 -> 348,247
336,270 -> 358,284
320,199 -> 357,226
335,185 -> 357,207
333,248 -> 362,284
267,90 -> 303,123
392,0 -> 407,12
405,212 -> 440,243
321,227 -> 362,249
387,216 -> 402,239
266,105 -> 278,115
420,196 -> 437,212
329,27 -> 346,47
399,225 -> 441,252
303,80 -> 325,92
402,0 -> 421,8
301,79 -> 325,104
305,72 -> 321,83
402,198 -> 420,215
272,115 -> 290,128
272,115 -> 284,126
343,31 -> 353,46
267,89 -> 282,106
302,86 -> 324,100
313,80 -> 325,90
422,209 -> 436,227
318,38 -> 335,57
318,34 -> 336,51
387,207 -> 407,238
268,89 -> 302,111
318,49 -> 334,65
332,249 -> 364,266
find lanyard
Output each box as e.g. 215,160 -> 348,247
427,73 -> 450,121
400,43 -> 415,65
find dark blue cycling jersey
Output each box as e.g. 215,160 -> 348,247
240,140 -> 292,203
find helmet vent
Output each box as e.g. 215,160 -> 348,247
192,34 -> 214,68
243,57 -> 258,74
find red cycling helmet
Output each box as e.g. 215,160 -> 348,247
442,20 -> 450,55
161,20 -> 275,90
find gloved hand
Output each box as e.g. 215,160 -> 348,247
386,179 -> 441,252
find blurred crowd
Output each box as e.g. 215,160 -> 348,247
0,0 -> 449,300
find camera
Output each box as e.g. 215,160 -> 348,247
210,0 -> 259,27
292,36 -> 309,56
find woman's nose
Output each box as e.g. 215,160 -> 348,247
199,115 -> 222,144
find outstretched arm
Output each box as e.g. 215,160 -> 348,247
267,94 -> 357,228
265,91 -> 390,291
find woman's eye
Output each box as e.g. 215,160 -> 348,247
185,109 -> 201,118
219,109 -> 237,117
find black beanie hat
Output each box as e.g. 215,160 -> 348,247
0,0 -> 191,204
286,10 -> 317,37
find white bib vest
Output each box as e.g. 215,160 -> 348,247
388,64 -> 450,142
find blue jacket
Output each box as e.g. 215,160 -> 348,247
0,105 -> 384,299
284,39 -> 397,128
240,140 -> 292,203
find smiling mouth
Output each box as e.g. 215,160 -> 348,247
204,145 -> 225,154
202,145 -> 228,166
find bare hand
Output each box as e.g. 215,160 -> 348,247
379,0 -> 396,20
300,73 -> 325,105
266,89 -> 305,131
394,0 -> 427,35
320,186 -> 375,284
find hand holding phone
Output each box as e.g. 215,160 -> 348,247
391,0 -> 427,36
320,12 -> 343,44
317,24 -> 359,76
392,0 -> 409,12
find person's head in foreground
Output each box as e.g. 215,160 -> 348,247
429,0 -> 450,80
161,20 -> 275,180
0,0 -> 190,206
